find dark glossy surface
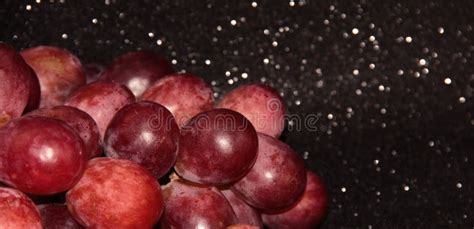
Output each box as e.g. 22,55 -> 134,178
20,46 -> 85,108
0,187 -> 42,229
176,108 -> 258,185
218,83 -> 286,138
104,101 -> 180,178
64,80 -> 135,138
2,1 -> 473,227
232,133 -> 307,210
102,50 -> 174,97
66,158 -> 163,228
141,73 -> 214,127
24,66 -> 41,112
83,63 -> 105,84
0,43 -> 30,127
27,105 -> 101,159
38,204 -> 83,229
161,179 -> 237,229
262,171 -> 329,229
0,116 -> 86,195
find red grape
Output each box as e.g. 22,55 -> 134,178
21,46 -> 86,108
262,171 -> 329,229
66,157 -> 163,228
0,43 -> 30,127
27,105 -> 101,159
141,73 -> 214,127
175,108 -> 258,185
0,187 -> 42,229
64,80 -> 135,138
104,101 -> 180,178
83,63 -> 105,84
102,50 -> 174,97
38,204 -> 83,229
24,66 -> 41,112
231,133 -> 306,210
0,116 -> 86,195
222,189 -> 263,227
217,84 -> 285,138
161,179 -> 237,228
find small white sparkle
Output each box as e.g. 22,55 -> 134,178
444,78 -> 452,85
438,27 -> 445,34
403,185 -> 410,191
289,1 -> 295,7
156,39 -> 163,45
352,28 -> 359,35
327,113 -> 334,120
205,59 -> 211,65
369,35 -> 375,41
418,59 -> 427,66
148,32 -> 154,38
456,183 -> 462,188
230,20 -> 237,26
378,85 -> 385,91
251,2 -> 257,7
216,25 -> 222,31
171,59 -> 177,65
272,41 -> 278,47
341,187 -> 346,193
241,73 -> 248,79
459,97 -> 466,103
369,63 -> 375,69
26,5 -> 32,10
352,69 -> 359,76
405,36 -> 413,43
61,33 -> 68,39
263,58 -> 269,64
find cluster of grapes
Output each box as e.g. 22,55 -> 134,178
0,42 -> 328,229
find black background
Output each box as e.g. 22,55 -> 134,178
1,1 -> 474,228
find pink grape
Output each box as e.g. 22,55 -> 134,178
0,187 -> 42,229
104,101 -> 180,178
262,171 -> 329,229
141,73 -> 214,127
64,80 -> 135,138
102,50 -> 174,97
66,158 -> 164,228
218,84 -> 285,137
0,116 -> 86,195
160,179 -> 237,228
0,43 -> 30,127
21,46 -> 86,108
27,105 -> 101,159
231,133 -> 306,210
175,108 -> 258,185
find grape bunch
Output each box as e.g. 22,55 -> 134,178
0,42 -> 328,229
